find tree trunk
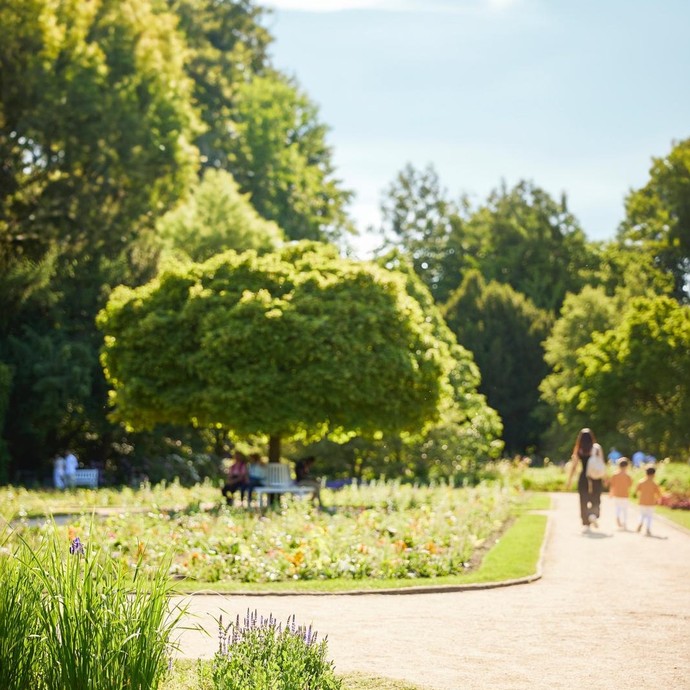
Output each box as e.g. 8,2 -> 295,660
268,434 -> 281,463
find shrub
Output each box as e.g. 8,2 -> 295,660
211,610 -> 341,690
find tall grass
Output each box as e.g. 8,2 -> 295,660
0,537 -> 43,689
0,525 -> 186,690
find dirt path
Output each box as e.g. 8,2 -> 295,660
174,493 -> 690,689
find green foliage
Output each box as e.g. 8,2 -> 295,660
540,286 -> 623,455
618,138 -> 690,302
444,270 -> 553,454
0,0 -> 201,478
0,528 -> 184,690
98,243 -> 454,448
462,181 -> 596,313
0,538 -> 43,690
7,481 -> 520,585
377,164 -> 468,303
575,295 -> 690,459
0,0 -> 199,263
0,362 -> 11,483
156,169 -> 283,263
225,74 -> 353,242
169,0 -> 273,172
212,611 -> 341,690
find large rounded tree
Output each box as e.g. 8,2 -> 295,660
98,242 -> 455,461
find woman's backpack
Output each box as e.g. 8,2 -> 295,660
586,443 -> 606,480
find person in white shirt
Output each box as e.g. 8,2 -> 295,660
53,454 -> 66,490
64,450 -> 79,489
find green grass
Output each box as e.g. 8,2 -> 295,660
163,660 -> 436,690
657,506 -> 690,530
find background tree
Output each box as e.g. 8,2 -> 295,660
463,181 -> 596,313
539,286 -> 623,456
618,138 -> 690,302
225,74 -> 353,243
156,169 -> 283,263
0,0 -> 200,476
98,243 -> 457,462
443,270 -> 552,454
168,0 -> 273,171
376,163 -> 469,303
575,295 -> 690,460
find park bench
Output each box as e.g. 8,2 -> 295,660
253,463 -> 313,508
73,468 -> 99,488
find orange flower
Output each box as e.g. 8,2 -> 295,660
286,550 -> 304,566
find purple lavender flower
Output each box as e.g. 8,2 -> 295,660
69,537 -> 85,556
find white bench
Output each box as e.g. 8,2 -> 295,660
253,463 -> 313,508
73,468 -> 99,488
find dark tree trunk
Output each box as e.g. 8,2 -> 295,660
268,434 -> 281,463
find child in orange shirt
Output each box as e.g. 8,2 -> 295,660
635,466 -> 663,536
609,458 -> 634,529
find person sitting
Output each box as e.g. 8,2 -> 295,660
221,451 -> 249,506
246,453 -> 267,505
295,456 -> 323,506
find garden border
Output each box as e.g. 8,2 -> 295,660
185,509 -> 553,597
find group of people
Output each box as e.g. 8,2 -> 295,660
53,450 -> 79,489
566,428 -> 663,535
221,451 -> 322,507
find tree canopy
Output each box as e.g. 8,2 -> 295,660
443,270 -> 552,454
575,296 -> 690,460
618,138 -> 690,302
156,169 -> 283,263
98,243 -> 456,460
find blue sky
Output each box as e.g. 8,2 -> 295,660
262,0 -> 690,255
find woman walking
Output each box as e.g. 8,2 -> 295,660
565,428 -> 605,531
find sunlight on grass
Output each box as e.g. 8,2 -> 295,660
657,506 -> 690,530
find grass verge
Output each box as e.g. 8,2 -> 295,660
656,506 -> 690,530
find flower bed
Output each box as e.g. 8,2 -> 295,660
7,480 -> 521,585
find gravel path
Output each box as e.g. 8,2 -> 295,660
174,493 -> 690,689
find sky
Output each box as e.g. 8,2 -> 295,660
261,0 -> 690,255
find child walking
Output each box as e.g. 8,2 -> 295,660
609,458 -> 633,529
635,466 -> 663,536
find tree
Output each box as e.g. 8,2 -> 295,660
539,286 -> 623,456
168,0 -> 273,172
156,169 -> 283,263
225,74 -> 353,243
464,181 -> 597,313
575,296 -> 690,460
376,164 -> 469,303
98,243 -> 455,461
0,0 -> 199,266
443,270 -> 553,454
618,138 -> 690,302
0,0 -> 200,476
373,252 -> 503,478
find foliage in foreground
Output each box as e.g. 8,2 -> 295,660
0,529 -> 183,690
212,610 -> 341,690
